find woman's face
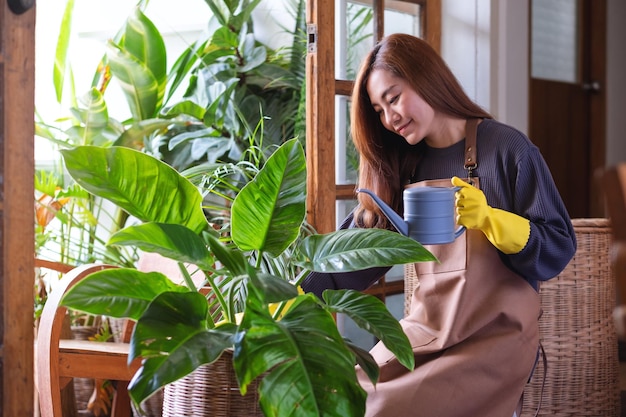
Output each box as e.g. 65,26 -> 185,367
366,68 -> 435,146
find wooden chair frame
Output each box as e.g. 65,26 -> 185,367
36,263 -> 141,417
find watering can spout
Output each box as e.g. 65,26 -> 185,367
356,189 -> 409,237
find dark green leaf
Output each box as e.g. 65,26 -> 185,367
128,291 -> 235,404
203,0 -> 230,26
297,228 -> 437,272
60,146 -> 208,233
108,223 -> 214,270
61,268 -> 187,320
253,273 -> 299,304
231,138 -> 306,256
323,289 -> 415,372
345,339 -> 379,385
206,233 -> 248,277
235,293 -> 367,416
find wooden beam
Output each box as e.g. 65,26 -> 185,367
0,2 -> 36,416
306,0 -> 336,234
425,0 -> 442,52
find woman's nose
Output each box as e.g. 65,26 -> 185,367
385,109 -> 398,129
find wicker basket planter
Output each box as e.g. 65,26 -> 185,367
162,350 -> 262,417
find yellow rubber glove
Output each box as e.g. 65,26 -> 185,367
268,285 -> 305,319
451,176 -> 530,254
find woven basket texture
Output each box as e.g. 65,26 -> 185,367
109,317 -> 163,416
404,218 -> 620,417
70,325 -> 99,416
162,349 -> 262,417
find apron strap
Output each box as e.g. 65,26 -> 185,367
464,119 -> 479,179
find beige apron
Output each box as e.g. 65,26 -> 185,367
357,176 -> 542,417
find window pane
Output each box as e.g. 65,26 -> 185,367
384,0 -> 422,37
336,1 -> 375,80
336,0 -> 422,80
531,0 -> 579,83
336,200 -> 358,228
336,97 -> 360,184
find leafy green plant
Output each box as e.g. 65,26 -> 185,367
59,139 -> 436,416
141,0 -> 306,170
35,169 -> 137,268
34,0 -> 306,311
36,0 -> 306,166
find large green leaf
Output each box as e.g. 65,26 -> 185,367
235,292 -> 367,417
106,40 -> 160,120
108,222 -> 215,270
61,268 -> 187,320
231,138 -> 306,256
123,8 -> 167,90
323,289 -> 415,373
128,291 -> 235,404
296,228 -> 437,272
60,146 -> 208,233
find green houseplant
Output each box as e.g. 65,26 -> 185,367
58,138 -> 436,416
34,0 -> 305,318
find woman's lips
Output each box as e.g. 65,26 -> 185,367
396,121 -> 410,135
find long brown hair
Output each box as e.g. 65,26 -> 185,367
351,33 -> 492,229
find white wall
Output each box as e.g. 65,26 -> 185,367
441,0 -> 529,134
488,0 -> 529,133
441,0 -> 492,114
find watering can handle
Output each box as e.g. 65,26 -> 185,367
452,186 -> 465,237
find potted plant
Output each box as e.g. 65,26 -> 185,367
58,138 -> 436,416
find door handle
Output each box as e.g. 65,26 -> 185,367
582,80 -> 601,93
8,0 -> 35,14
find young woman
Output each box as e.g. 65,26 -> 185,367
302,33 -> 576,417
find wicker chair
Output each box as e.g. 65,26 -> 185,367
404,218 -> 620,417
602,164 -> 626,339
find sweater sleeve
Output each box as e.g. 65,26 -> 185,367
495,145 -> 577,286
300,211 -> 392,298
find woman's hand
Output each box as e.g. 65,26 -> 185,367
452,176 -> 530,254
